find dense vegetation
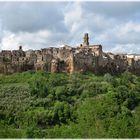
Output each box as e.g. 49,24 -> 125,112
0,71 -> 140,138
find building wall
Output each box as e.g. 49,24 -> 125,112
0,44 -> 140,75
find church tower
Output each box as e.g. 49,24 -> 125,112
19,46 -> 22,51
83,33 -> 89,47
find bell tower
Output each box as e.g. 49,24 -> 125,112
19,46 -> 22,51
83,33 -> 89,47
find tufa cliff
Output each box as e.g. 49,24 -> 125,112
0,33 -> 140,75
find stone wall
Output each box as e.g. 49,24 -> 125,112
0,34 -> 140,75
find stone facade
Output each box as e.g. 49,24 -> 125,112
0,33 -> 140,75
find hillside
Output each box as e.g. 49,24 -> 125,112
0,71 -> 140,138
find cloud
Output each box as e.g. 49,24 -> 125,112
98,21 -> 140,45
0,2 -> 140,53
0,30 -> 51,50
82,2 -> 140,20
64,2 -> 82,32
0,29 -> 69,51
0,32 -> 20,51
111,43 -> 140,54
0,2 -> 67,33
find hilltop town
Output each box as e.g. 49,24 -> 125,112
0,33 -> 140,75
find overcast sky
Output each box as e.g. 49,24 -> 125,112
0,2 -> 140,53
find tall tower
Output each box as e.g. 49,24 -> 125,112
83,33 -> 89,47
19,46 -> 22,51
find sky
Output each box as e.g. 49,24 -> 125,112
0,2 -> 140,53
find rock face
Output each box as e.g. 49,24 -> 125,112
0,33 -> 140,75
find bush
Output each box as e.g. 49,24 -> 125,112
0,72 -> 140,138
29,78 -> 48,97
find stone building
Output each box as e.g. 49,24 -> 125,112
0,33 -> 140,75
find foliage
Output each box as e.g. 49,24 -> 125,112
0,71 -> 140,138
